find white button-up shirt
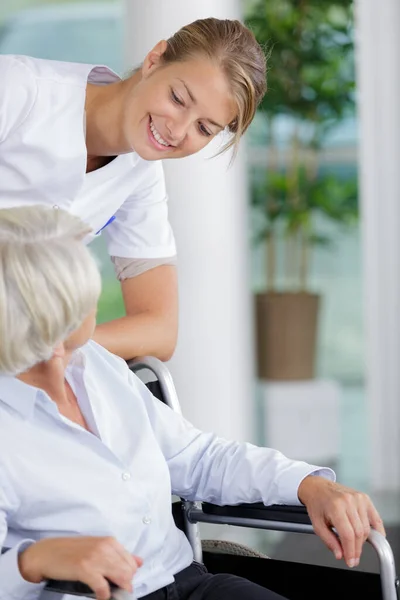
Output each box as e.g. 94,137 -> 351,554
0,54 -> 176,258
0,341 -> 334,599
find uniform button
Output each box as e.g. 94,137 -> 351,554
121,472 -> 131,481
142,515 -> 152,525
53,204 -> 59,210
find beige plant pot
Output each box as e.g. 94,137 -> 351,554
255,291 -> 320,381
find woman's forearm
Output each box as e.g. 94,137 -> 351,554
94,265 -> 179,360
92,311 -> 178,361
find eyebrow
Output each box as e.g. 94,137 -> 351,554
177,79 -> 224,130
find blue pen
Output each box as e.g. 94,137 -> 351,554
96,215 -> 116,235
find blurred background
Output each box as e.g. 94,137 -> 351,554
1,0 -> 399,573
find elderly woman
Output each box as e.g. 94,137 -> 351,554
0,206 -> 385,600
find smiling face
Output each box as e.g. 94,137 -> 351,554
122,42 -> 237,160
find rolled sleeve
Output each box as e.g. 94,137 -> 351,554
111,255 -> 177,281
0,540 -> 46,600
103,161 -> 176,260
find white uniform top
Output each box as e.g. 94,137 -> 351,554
0,54 -> 176,260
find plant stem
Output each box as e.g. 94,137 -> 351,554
268,117 -> 279,172
286,125 -> 301,290
299,229 -> 309,291
266,116 -> 278,292
305,146 -> 319,183
266,231 -> 276,292
288,125 -> 300,205
284,232 -> 296,291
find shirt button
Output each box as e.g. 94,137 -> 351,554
121,472 -> 131,481
142,515 -> 152,525
53,204 -> 59,210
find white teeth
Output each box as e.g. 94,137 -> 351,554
150,119 -> 170,147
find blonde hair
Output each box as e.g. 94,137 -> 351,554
0,206 -> 101,375
161,18 -> 267,155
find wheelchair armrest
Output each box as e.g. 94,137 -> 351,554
202,503 -> 312,525
186,502 -> 315,535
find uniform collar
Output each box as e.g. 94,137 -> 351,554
87,64 -> 121,86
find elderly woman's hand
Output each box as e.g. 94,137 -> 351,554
298,476 -> 386,568
18,535 -> 142,600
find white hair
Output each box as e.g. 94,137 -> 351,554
0,205 -> 102,375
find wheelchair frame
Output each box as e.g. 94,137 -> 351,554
129,356 -> 399,600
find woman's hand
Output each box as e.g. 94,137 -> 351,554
298,476 -> 386,568
18,536 -> 142,600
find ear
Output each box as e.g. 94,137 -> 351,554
142,40 -> 168,78
52,342 -> 66,360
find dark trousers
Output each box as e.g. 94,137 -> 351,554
141,562 -> 288,600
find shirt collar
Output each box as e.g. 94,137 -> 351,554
66,347 -> 86,371
0,375 -> 40,419
0,348 -> 87,419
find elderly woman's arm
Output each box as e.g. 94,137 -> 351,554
16,536 -> 142,600
93,265 -> 178,361
135,375 -> 385,570
0,469 -> 140,600
0,478 -> 46,600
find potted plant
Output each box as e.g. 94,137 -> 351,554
245,0 -> 358,380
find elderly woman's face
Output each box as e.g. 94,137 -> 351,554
64,310 -> 97,354
123,44 -> 237,161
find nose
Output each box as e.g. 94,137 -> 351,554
165,115 -> 191,144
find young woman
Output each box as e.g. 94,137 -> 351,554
0,205 -> 385,600
0,18 -> 267,361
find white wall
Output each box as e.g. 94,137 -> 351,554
355,0 -> 400,491
124,0 -> 255,443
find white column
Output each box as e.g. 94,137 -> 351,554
124,0 -> 254,443
355,0 -> 400,491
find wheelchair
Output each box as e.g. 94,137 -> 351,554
14,357 -> 399,599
